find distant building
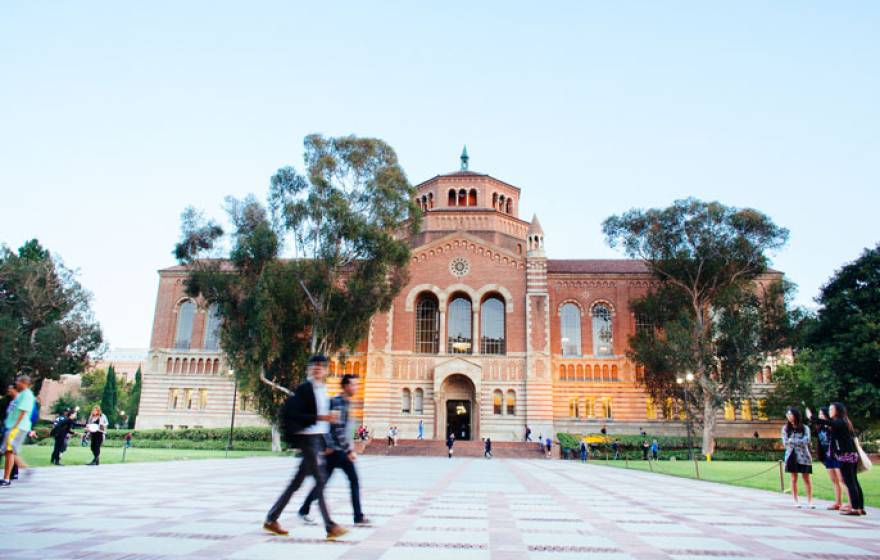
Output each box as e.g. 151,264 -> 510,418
138,151 -> 781,436
92,348 -> 147,383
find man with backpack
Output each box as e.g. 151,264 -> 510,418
264,355 -> 347,540
297,374 -> 369,527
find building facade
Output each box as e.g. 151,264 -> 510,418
137,154 -> 780,438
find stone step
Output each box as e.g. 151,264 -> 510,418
361,438 -> 546,458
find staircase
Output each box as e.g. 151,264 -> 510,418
361,438 -> 546,459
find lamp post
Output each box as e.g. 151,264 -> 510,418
227,369 -> 237,457
676,373 -> 699,478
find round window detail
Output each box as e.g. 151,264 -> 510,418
449,257 -> 470,278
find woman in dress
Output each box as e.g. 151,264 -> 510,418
86,406 -> 109,466
808,402 -> 865,516
782,407 -> 814,508
815,406 -> 845,511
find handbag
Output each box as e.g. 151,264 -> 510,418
855,437 -> 873,473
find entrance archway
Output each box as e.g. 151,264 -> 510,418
438,373 -> 477,440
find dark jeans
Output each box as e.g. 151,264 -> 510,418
839,462 -> 864,510
90,432 -> 104,463
300,450 -> 363,523
51,437 -> 67,463
266,435 -> 334,529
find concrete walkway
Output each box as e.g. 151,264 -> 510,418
2,456 -> 878,559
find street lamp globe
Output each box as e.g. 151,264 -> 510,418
686,373 -> 695,382
676,377 -> 684,384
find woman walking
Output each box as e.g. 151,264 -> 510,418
808,403 -> 866,516
86,406 -> 109,466
815,407 -> 845,511
782,407 -> 814,508
446,433 -> 455,459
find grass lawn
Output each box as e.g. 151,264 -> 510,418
17,445 -> 282,467
594,459 -> 879,508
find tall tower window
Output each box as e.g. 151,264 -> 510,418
480,296 -> 506,354
174,300 -> 196,350
204,303 -> 222,350
592,303 -> 613,357
415,293 -> 440,354
560,303 -> 582,357
447,296 -> 473,354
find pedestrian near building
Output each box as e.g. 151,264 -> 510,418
265,355 -> 348,540
641,440 -> 649,460
611,439 -> 620,460
387,426 -> 394,447
782,407 -> 814,508
579,441 -> 587,463
484,438 -> 492,459
524,425 -> 532,442
298,374 -> 370,527
1,384 -> 21,481
808,403 -> 867,516
50,409 -> 80,466
544,437 -> 552,459
651,439 -> 659,461
86,406 -> 109,466
417,419 -> 424,440
446,433 -> 455,458
1,375 -> 36,487
815,406 -> 845,510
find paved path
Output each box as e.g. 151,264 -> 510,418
2,456 -> 878,559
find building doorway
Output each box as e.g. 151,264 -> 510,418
437,373 -> 477,441
446,400 -> 471,440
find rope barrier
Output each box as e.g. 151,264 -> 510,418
619,458 -> 783,487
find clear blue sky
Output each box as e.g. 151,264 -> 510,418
1,2 -> 877,348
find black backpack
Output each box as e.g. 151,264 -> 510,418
278,393 -> 303,448
49,415 -> 65,437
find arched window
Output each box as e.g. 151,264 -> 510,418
764,365 -> 772,383
414,388 -> 424,414
498,194 -> 505,212
204,303 -> 222,351
506,198 -> 512,213
611,365 -> 618,380
602,398 -> 613,419
602,365 -> 609,380
173,358 -> 181,373
174,299 -> 196,350
353,362 -> 361,375
560,303 -> 581,357
584,397 -> 595,418
428,193 -> 434,208
724,401 -> 736,420
506,390 -> 516,415
401,389 -> 411,414
415,293 -> 440,354
493,389 -> 503,415
166,358 -> 173,373
468,189 -> 477,206
212,359 -> 219,374
329,361 -> 336,375
458,189 -> 467,206
576,364 -> 584,381
480,296 -> 505,354
567,365 -> 575,380
558,365 -> 566,379
569,398 -> 579,418
447,296 -> 472,354
448,189 -> 456,206
646,397 -> 657,419
740,399 -> 753,421
492,192 -> 498,209
591,303 -> 613,357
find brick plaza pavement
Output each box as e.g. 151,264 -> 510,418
1,455 -> 878,559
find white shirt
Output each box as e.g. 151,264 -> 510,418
298,381 -> 329,435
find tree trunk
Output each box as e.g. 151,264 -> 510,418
701,392 -> 718,457
271,424 -> 282,452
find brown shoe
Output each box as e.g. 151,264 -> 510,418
841,510 -> 862,516
326,524 -> 348,540
263,520 -> 289,536
826,504 -> 841,510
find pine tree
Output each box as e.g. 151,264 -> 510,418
128,366 -> 142,428
100,364 -> 118,427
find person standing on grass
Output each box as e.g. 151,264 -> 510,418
815,406 -> 845,511
1,384 -> 21,481
807,403 -> 866,516
579,440 -> 588,463
264,355 -> 348,540
641,440 -> 649,461
651,439 -> 659,461
782,407 -> 814,508
446,432 -> 455,458
611,439 -> 620,460
50,408 -> 81,466
298,374 -> 370,528
1,375 -> 35,488
85,406 -> 108,466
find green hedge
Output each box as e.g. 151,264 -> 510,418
32,426 -> 273,443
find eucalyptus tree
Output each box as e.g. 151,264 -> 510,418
174,135 -> 420,420
603,199 -> 792,455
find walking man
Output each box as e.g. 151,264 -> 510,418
264,355 -> 347,540
299,374 -> 370,527
417,419 -> 424,440
579,440 -> 588,463
651,439 -> 659,461
446,432 -> 455,458
611,439 -> 620,460
484,437 -> 492,459
1,375 -> 35,487
524,425 -> 532,442
50,409 -> 80,465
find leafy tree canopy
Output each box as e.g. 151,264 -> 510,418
0,239 -> 104,391
604,198 -> 792,454
174,135 -> 420,418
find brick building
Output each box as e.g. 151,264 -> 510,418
137,152 -> 781,438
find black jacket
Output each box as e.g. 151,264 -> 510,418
280,380 -> 319,444
812,417 -> 856,455
52,417 -> 81,440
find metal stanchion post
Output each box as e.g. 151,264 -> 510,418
778,460 -> 784,492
